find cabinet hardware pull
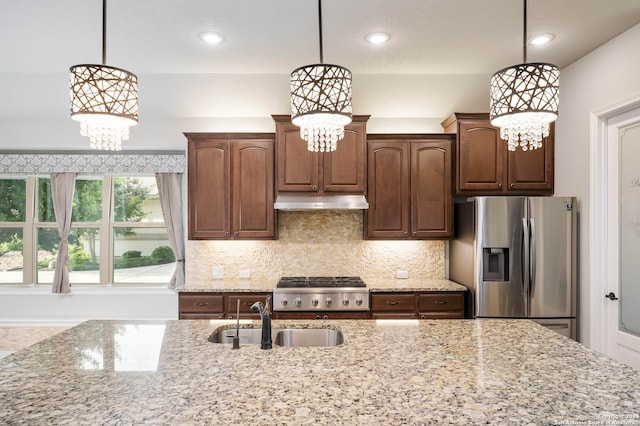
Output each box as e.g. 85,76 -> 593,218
434,300 -> 448,305
312,185 -> 318,191
316,315 -> 321,320
387,301 -> 399,305
498,183 -> 503,188
244,302 -> 253,307
325,186 -> 330,191
195,302 -> 208,307
403,232 -> 408,237
510,183 -> 515,188
233,231 -> 239,237
223,232 -> 229,237
322,315 -> 329,320
412,231 -> 417,236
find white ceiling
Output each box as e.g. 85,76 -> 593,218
1,0 -> 640,127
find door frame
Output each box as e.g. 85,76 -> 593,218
589,91 -> 640,354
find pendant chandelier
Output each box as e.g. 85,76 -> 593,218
69,0 -> 138,151
489,0 -> 559,151
290,0 -> 352,152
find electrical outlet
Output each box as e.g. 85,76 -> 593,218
396,270 -> 409,279
212,266 -> 224,279
239,269 -> 251,279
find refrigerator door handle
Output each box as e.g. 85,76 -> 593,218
522,217 -> 530,317
529,218 -> 536,298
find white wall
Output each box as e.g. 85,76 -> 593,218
555,23 -> 640,347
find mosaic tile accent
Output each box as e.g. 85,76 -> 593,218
186,210 -> 445,289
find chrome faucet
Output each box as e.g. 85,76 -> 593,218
251,296 -> 272,350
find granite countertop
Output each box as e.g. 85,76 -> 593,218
1,319 -> 639,425
179,278 -> 467,293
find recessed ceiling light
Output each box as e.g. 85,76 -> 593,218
528,33 -> 555,46
199,32 -> 224,44
365,32 -> 390,44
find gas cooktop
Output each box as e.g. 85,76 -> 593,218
273,276 -> 369,311
277,276 -> 366,288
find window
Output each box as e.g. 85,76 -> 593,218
0,178 -> 26,283
0,175 -> 174,286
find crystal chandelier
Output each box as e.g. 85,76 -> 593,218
290,0 -> 352,152
489,0 -> 559,151
69,0 -> 138,151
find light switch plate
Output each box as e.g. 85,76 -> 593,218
239,269 -> 251,279
212,266 -> 224,279
396,270 -> 409,279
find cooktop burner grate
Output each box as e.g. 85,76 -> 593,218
277,276 -> 366,288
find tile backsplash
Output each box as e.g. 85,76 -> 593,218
185,210 -> 445,288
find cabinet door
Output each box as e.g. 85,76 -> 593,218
366,141 -> 410,238
275,120 -> 319,193
457,120 -> 504,193
188,140 -> 231,239
232,140 -> 275,239
411,140 -> 453,238
322,120 -> 366,194
506,125 -> 554,193
418,292 -> 464,319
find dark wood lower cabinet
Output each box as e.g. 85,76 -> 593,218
371,292 -> 465,319
179,291 -> 465,320
178,292 -> 271,320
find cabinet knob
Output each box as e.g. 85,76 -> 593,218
224,232 -> 229,237
325,186 -> 330,191
403,231 -> 409,237
497,183 -> 503,188
233,231 -> 239,237
510,183 -> 515,188
412,231 -> 417,236
311,185 -> 318,191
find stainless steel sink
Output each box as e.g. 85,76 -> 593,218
208,327 -> 343,347
208,328 -> 263,344
274,328 -> 343,347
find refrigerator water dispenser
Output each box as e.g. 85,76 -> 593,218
482,248 -> 509,281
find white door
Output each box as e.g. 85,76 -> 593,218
604,108 -> 640,369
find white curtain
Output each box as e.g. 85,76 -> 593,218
155,173 -> 185,290
50,172 -> 76,294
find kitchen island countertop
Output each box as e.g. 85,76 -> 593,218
1,319 -> 638,425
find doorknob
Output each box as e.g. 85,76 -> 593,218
605,292 -> 619,301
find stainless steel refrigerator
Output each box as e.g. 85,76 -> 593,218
449,196 -> 577,340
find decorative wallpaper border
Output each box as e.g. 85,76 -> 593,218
0,153 -> 185,174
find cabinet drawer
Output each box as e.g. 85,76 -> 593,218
227,294 -> 272,314
418,311 -> 464,319
179,294 -> 224,313
371,312 -> 416,320
371,293 -> 415,312
179,312 -> 226,320
418,293 -> 464,312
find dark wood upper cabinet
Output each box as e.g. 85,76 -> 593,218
442,112 -> 554,195
272,115 -> 369,195
187,133 -> 276,240
366,135 -> 453,240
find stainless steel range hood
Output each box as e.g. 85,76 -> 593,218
274,194 -> 369,210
